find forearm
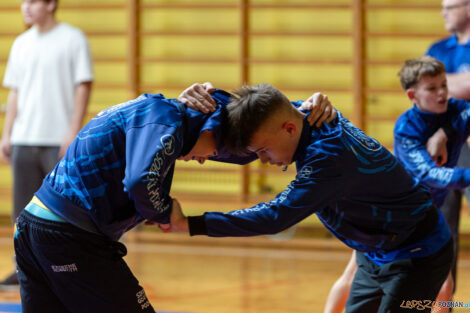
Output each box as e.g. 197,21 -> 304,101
2,89 -> 18,138
421,166 -> 470,190
188,211 -> 286,237
68,82 -> 92,136
187,164 -> 334,237
131,170 -> 175,223
126,135 -> 180,223
188,201 -> 309,237
400,145 -> 470,189
447,73 -> 470,100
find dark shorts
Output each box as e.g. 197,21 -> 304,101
14,211 -> 155,313
346,238 -> 453,313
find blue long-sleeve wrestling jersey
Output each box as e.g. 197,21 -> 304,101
189,112 -> 451,265
35,91 -> 255,241
394,99 -> 470,208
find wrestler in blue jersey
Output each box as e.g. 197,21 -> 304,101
394,98 -> 470,207
34,90 -> 254,241
14,89 -> 261,313
14,84 -> 335,313
189,111 -> 450,264
174,84 -> 453,313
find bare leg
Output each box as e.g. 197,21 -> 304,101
324,250 -> 357,313
434,272 -> 454,313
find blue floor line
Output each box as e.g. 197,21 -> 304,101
0,302 -> 21,313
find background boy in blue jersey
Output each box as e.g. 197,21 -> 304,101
425,1 -> 470,301
169,83 -> 454,313
13,83 -> 335,313
322,56 -> 470,313
394,55 -> 470,310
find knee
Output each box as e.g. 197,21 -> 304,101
438,275 -> 454,299
441,277 -> 453,293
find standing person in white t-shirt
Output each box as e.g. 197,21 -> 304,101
0,0 -> 93,290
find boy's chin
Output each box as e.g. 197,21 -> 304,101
436,105 -> 448,114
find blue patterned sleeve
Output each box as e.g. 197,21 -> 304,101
450,99 -> 470,140
123,124 -> 182,223
394,134 -> 470,190
199,158 -> 340,237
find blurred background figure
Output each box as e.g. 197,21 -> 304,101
426,0 -> 470,305
0,0 -> 93,290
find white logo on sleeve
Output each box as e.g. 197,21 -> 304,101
160,134 -> 176,156
298,166 -> 313,179
341,119 -> 381,151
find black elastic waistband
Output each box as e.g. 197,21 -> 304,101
18,210 -> 108,242
401,207 -> 439,247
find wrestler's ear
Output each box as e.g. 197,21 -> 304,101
282,121 -> 297,137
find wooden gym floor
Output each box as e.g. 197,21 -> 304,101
0,231 -> 469,313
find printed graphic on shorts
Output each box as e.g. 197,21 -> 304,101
51,263 -> 78,273
136,289 -> 151,310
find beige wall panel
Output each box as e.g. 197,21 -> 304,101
251,9 -> 351,32
57,10 -> 127,32
367,37 -> 438,61
174,162 -> 241,194
141,36 -> 239,59
0,89 -> 8,104
250,64 -> 352,88
94,63 -> 128,84
62,0 -> 125,4
253,0 -> 350,3
0,38 -> 16,58
367,10 -> 442,33
367,93 -> 410,119
142,0 -> 238,4
142,10 -> 239,32
282,91 -> 353,118
141,63 -> 240,88
0,65 -> 6,86
367,65 -> 402,89
0,164 -> 11,187
369,0 -> 439,4
0,11 -> 24,33
89,37 -> 127,59
88,89 -> 133,114
367,120 -> 395,148
251,37 -> 352,60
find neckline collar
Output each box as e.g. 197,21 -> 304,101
445,33 -> 470,47
291,118 -> 312,164
411,103 -> 447,118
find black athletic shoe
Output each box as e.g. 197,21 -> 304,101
0,271 -> 19,292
